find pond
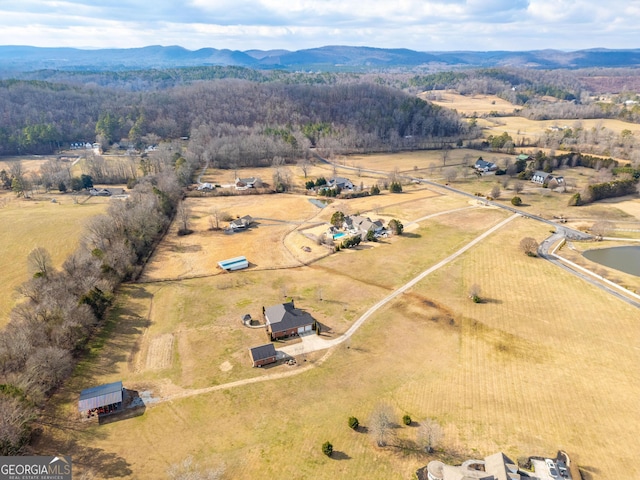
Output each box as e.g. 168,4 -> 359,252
308,198 -> 331,208
583,245 -> 640,277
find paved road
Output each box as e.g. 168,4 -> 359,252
538,231 -> 640,309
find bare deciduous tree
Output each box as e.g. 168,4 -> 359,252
513,181 -> 524,194
490,185 -> 501,199
441,146 -> 451,166
298,158 -> 310,179
208,208 -> 228,231
520,237 -> 539,256
27,247 -> 52,279
369,403 -> 395,447
443,167 -> 458,183
591,220 -> 614,239
176,201 -> 192,235
0,394 -> 37,455
417,418 -> 444,453
468,283 -> 482,303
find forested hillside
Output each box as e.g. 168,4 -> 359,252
0,78 -> 466,162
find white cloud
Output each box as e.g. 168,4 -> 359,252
0,0 -> 638,51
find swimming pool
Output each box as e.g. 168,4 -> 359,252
333,232 -> 346,240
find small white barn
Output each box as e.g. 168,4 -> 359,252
218,256 -> 249,271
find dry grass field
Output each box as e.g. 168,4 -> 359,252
139,194 -> 321,281
0,155 -> 54,175
35,153 -> 640,480
342,149 -> 482,175
425,91 -> 518,115
484,117 -> 640,147
426,92 -> 640,151
0,191 -> 109,327
25,149 -> 640,480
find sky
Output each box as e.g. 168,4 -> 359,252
0,0 -> 639,52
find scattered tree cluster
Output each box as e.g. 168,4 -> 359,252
340,236 -> 362,249
360,404 -> 445,453
389,181 -> 403,193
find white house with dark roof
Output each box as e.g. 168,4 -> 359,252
235,177 -> 261,190
532,171 -> 564,186
327,176 -> 354,190
475,158 -> 498,172
263,300 -> 315,340
343,215 -> 385,236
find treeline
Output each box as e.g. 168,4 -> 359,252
8,66 -> 347,91
0,78 -> 466,160
0,141 -> 194,195
0,160 -> 194,454
570,179 -> 638,205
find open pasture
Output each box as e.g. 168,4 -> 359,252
435,164 -> 640,227
26,148 -> 640,479
425,91 -> 518,115
142,180 -> 486,282
409,217 -> 640,480
344,148 -> 484,175
483,116 -> 640,145
198,163 -> 355,188
0,155 -> 56,175
0,192 -> 109,327
139,194 -> 322,282
41,209 -> 640,479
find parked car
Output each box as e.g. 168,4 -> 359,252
546,459 -> 559,478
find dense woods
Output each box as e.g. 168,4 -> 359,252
3,66 -> 640,165
0,77 -> 466,163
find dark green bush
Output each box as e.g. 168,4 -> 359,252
322,441 -> 333,457
348,416 -> 359,430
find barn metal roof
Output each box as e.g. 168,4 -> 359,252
78,381 -> 123,411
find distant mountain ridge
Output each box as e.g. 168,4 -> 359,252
1,45 -> 640,72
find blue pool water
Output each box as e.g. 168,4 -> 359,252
333,232 -> 346,240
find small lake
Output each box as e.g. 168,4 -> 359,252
583,246 -> 640,277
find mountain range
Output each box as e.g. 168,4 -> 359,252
1,45 -> 640,72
